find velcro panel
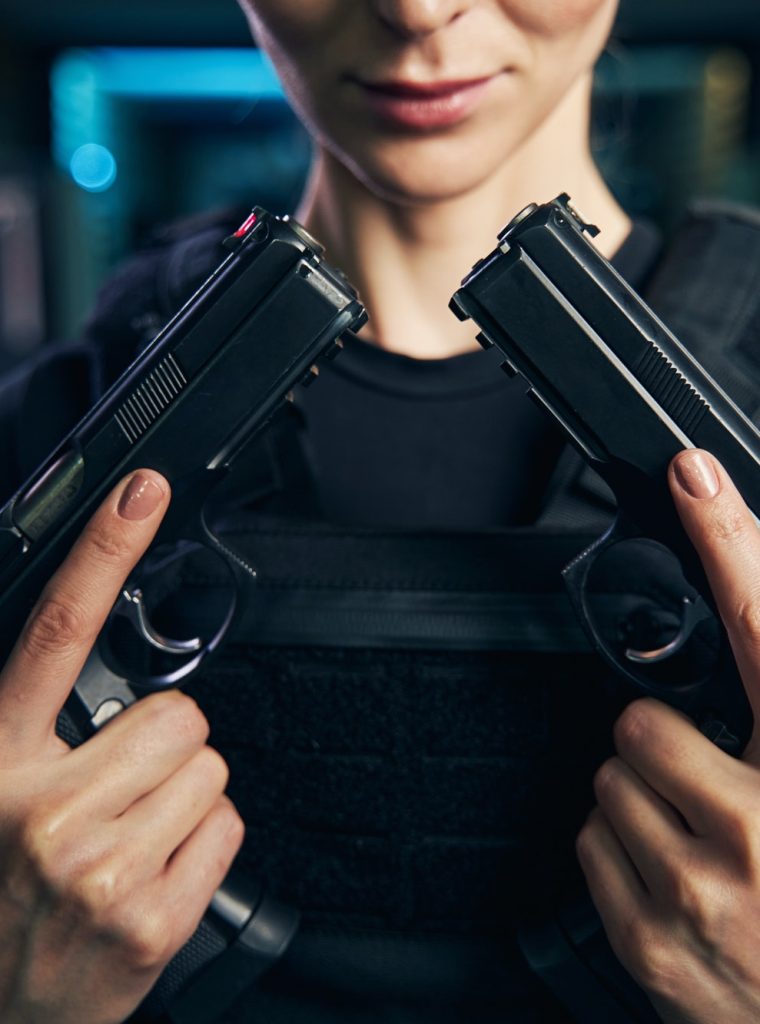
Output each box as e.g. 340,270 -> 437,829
185,643 -> 621,934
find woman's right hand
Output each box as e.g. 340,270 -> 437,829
0,469 -> 245,1024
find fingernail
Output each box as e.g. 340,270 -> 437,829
118,473 -> 165,521
673,450 -> 720,500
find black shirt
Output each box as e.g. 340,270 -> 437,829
297,221 -> 662,529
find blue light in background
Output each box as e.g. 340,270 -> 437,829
70,143 -> 118,192
52,48 -> 288,180
94,48 -> 285,100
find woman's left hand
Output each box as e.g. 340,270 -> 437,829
577,448 -> 760,1024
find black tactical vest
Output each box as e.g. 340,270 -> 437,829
4,201 -> 760,1024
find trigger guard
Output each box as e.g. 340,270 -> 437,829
563,522 -> 721,694
113,586 -> 203,655
99,534 -> 245,691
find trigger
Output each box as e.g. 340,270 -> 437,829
113,587 -> 203,654
625,595 -> 712,664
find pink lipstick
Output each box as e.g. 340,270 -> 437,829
354,76 -> 495,130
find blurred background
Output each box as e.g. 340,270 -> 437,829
0,0 -> 758,371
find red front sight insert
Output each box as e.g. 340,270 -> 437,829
223,210 -> 262,252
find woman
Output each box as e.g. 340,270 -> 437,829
2,1 -> 760,1022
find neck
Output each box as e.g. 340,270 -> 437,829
297,73 -> 631,360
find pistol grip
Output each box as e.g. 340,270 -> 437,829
518,893 -> 660,1024
58,649 -> 298,1024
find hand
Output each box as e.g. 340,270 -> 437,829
0,470 -> 244,1024
576,449 -> 760,1024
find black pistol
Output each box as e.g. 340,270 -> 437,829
451,195 -> 760,1023
451,193 -> 760,753
0,208 -> 367,1023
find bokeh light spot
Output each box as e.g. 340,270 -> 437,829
69,143 -> 118,192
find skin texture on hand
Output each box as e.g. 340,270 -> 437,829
577,449 -> 760,1024
0,470 -> 244,1024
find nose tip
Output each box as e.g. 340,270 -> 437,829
373,0 -> 471,38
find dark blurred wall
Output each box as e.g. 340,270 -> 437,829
0,0 -> 758,358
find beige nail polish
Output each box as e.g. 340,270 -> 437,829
118,473 -> 165,520
673,451 -> 720,500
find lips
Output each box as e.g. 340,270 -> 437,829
352,75 -> 497,130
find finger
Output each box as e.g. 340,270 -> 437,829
613,697 -> 756,834
115,745 -> 230,877
99,798 -> 243,986
0,470 -> 170,755
669,450 -> 760,726
593,755 -> 692,900
156,797 -> 244,955
62,690 -> 211,819
576,805 -> 653,961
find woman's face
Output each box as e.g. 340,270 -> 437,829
237,0 -> 619,203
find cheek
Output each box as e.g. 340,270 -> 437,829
502,0 -> 617,37
239,0 -> 345,49
238,0 -> 350,123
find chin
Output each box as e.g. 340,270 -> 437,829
328,131 -> 510,206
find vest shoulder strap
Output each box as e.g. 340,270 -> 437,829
646,199 -> 760,426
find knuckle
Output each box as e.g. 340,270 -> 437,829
18,803 -> 73,879
22,595 -> 95,659
86,519 -> 134,565
592,758 -> 622,805
207,807 -> 244,879
616,913 -> 652,969
719,801 -> 760,871
575,822 -> 593,862
734,594 -> 760,649
625,928 -> 679,996
662,859 -> 730,951
614,699 -> 656,751
16,812 -> 115,915
57,864 -> 172,969
575,807 -> 603,862
709,502 -> 750,545
668,861 -> 707,920
197,746 -> 230,791
613,914 -> 691,999
222,807 -> 245,848
68,861 -> 123,919
121,911 -> 174,970
144,691 -> 209,744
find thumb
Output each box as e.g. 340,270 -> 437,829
668,449 -> 760,753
